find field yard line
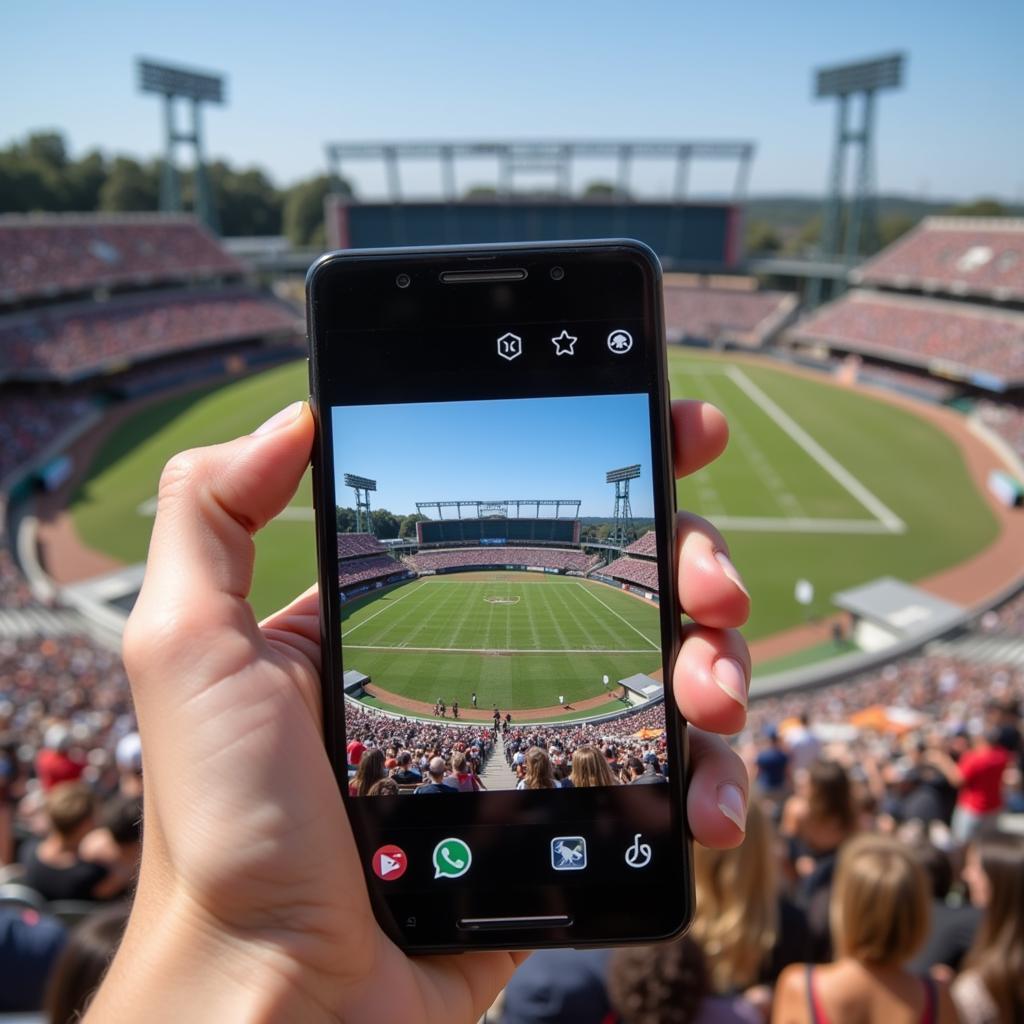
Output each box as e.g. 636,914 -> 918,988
574,583 -> 659,650
725,367 -> 906,533
342,580 -> 429,636
712,516 -> 898,534
345,645 -> 655,653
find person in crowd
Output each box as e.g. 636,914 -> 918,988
517,747 -> 559,790
952,832 -> 1024,1024
348,748 -> 386,797
345,736 -> 366,770
499,948 -> 615,1024
113,733 -> 143,799
79,795 -> 142,890
366,778 -> 399,797
45,904 -> 129,1024
446,750 -> 485,792
20,782 -> 129,902
950,729 -> 1011,844
390,751 -> 422,785
756,726 -> 791,806
785,713 -> 822,774
907,839 -> 980,978
608,935 -> 761,1024
691,800 -> 810,1010
772,834 -> 957,1024
781,760 -> 858,960
0,907 -> 67,1013
415,756 -> 457,794
35,726 -> 85,792
569,744 -> 618,788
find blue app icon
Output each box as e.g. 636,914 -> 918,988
550,836 -> 587,871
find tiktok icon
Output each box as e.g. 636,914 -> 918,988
624,833 -> 652,869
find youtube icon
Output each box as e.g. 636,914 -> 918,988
372,844 -> 408,881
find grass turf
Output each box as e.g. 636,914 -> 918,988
69,351 -> 999,644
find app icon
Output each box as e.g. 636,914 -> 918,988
551,836 -> 587,871
497,332 -> 523,361
372,844 -> 408,881
624,833 -> 652,869
551,329 -> 578,356
607,329 -> 633,355
433,837 -> 472,879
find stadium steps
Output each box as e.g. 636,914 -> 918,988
926,632 -> 1024,668
479,734 -> 519,791
0,606 -> 85,639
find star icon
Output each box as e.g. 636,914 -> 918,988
551,329 -> 578,356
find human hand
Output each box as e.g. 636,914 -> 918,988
88,398 -> 751,1023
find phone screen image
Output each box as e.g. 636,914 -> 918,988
332,391 -> 666,795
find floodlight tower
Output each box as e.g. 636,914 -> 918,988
138,59 -> 226,233
808,53 -> 905,306
344,474 -> 377,534
606,465 -> 641,548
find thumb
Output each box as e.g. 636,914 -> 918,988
124,401 -> 313,683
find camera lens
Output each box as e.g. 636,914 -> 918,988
550,266 -> 565,281
396,273 -> 411,289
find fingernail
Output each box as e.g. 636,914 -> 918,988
252,401 -> 304,437
717,783 -> 747,832
714,550 -> 750,599
712,657 -> 748,709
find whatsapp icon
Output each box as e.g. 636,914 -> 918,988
432,837 -> 472,879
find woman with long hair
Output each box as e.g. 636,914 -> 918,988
952,832 -> 1024,1024
569,745 -> 618,788
349,747 -> 386,797
447,751 -> 486,792
691,799 -> 808,1002
772,834 -> 957,1024
516,747 -> 557,790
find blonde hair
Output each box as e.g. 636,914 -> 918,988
830,834 -> 929,966
570,746 -> 618,788
691,799 -> 778,992
522,747 -> 556,789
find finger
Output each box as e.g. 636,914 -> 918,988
687,727 -> 748,848
677,511 -> 750,628
671,400 -> 728,478
125,402 -> 313,679
673,624 -> 750,736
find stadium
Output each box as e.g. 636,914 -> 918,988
1,38 -> 1023,1019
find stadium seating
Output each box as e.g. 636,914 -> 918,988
405,546 -> 598,573
0,393 -> 94,483
662,279 -> 797,347
599,555 -> 660,593
851,217 -> 1024,302
975,400 -> 1024,462
0,288 -> 300,381
791,291 -> 1024,384
337,533 -> 387,559
338,554 -> 406,590
0,214 -> 244,304
624,531 -> 657,558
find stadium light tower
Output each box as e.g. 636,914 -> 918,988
344,474 -> 377,534
808,53 -> 905,306
606,465 -> 641,548
138,58 -> 226,233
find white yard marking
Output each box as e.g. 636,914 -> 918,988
342,580 -> 430,636
725,367 -> 906,533
574,583 -> 660,649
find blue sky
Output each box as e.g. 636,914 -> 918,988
331,393 -> 654,518
3,1 -> 1022,201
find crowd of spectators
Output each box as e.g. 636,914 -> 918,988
623,531 -> 658,558
975,400 -> 1024,463
0,546 -> 38,609
0,289 -> 300,380
0,215 -> 243,304
853,217 -> 1024,303
405,545 -> 599,573
792,291 -> 1024,383
338,554 -> 409,591
337,533 -> 387,559
662,280 -> 797,348
852,362 -> 960,402
978,589 -> 1024,636
598,555 -> 660,593
0,393 -> 94,484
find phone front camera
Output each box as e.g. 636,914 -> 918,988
396,273 -> 411,289
550,266 -> 565,281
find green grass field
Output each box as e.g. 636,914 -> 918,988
70,350 -> 1000,645
341,574 -> 661,710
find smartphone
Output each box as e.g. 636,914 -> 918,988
306,239 -> 691,952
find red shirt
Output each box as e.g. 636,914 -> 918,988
957,746 -> 1010,813
35,749 -> 84,791
346,740 -> 366,767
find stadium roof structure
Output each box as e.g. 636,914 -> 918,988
416,498 -> 581,519
324,138 -> 755,202
833,577 -> 963,647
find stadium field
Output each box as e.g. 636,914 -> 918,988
341,574 -> 661,711
69,350 -> 999,641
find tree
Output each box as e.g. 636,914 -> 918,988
65,151 -> 107,211
99,157 -> 159,212
371,509 -> 401,539
463,185 -> 498,198
205,162 -> 282,237
746,221 -> 782,254
582,180 -> 621,198
946,198 -> 1008,217
282,174 -> 350,247
878,214 -> 916,248
399,513 -> 428,539
335,506 -> 357,534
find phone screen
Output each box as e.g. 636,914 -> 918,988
308,243 -> 691,950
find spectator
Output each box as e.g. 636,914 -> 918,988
516,747 -> 559,790
631,753 -> 667,785
786,714 -> 822,774
772,834 -> 957,1024
348,748 -> 387,797
446,750 -> 485,792
415,757 -> 457,794
113,733 -> 143,799
951,730 -> 1011,844
0,907 -> 67,1013
499,948 -> 613,1024
390,751 -> 422,785
366,778 -> 399,797
35,725 -> 85,792
79,795 -> 142,888
756,727 -> 790,804
952,833 -> 1024,1024
569,745 -> 619,787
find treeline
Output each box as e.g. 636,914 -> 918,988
336,507 -> 426,540
0,131 -> 351,245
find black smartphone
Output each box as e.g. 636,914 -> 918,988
306,239 -> 691,952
